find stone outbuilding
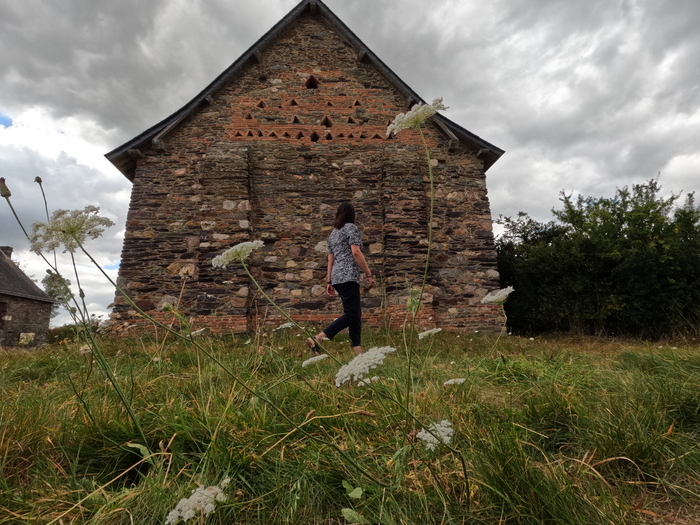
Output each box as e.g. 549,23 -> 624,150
0,247 -> 53,347
106,0 -> 505,334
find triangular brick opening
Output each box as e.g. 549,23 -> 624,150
292,116 -> 301,124
244,113 -> 253,120
372,133 -> 383,139
347,133 -> 355,139
257,130 -> 264,137
257,100 -> 266,108
234,131 -> 243,137
321,116 -> 333,127
296,131 -> 304,139
359,133 -> 367,139
337,133 -> 345,138
353,100 -> 361,106
347,116 -> 356,124
289,99 -> 299,106
325,132 -> 333,140
305,75 -> 319,89
310,131 -> 320,142
282,132 -> 291,138
327,101 -> 334,106
246,130 -> 254,136
269,131 -> 278,138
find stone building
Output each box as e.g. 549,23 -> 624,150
0,247 -> 53,347
106,0 -> 505,334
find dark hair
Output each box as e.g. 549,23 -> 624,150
334,202 -> 356,229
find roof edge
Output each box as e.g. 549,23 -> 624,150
105,0 -> 504,179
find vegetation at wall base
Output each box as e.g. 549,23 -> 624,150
2,331 -> 699,524
497,179 -> 700,338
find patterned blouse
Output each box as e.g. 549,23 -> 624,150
327,222 -> 363,285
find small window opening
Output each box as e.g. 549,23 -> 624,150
321,116 -> 333,127
310,131 -> 320,142
283,131 -> 291,138
269,131 -> 278,138
325,132 -> 333,140
305,75 -> 319,89
353,100 -> 361,106
347,133 -> 355,139
246,130 -> 254,137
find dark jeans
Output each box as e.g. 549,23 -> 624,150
323,281 -> 361,347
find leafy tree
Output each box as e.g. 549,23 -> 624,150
496,180 -> 700,338
41,270 -> 73,318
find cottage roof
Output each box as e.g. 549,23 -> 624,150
0,250 -> 54,304
106,0 -> 504,181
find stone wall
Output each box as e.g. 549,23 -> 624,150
111,13 -> 503,334
0,294 -> 52,347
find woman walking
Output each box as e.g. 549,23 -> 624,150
308,202 -> 374,356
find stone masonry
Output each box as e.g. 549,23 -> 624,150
107,2 -> 505,335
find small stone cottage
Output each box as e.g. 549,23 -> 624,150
106,0 -> 505,334
0,247 -> 53,347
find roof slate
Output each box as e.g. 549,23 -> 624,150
0,250 -> 54,304
106,0 -> 504,180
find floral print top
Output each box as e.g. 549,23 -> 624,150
327,222 -> 363,285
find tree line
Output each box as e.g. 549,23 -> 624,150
496,179 -> 700,338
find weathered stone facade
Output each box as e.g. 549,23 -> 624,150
107,0 -> 505,334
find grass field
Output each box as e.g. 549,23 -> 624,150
1,329 -> 699,524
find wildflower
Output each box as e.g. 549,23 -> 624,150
443,378 -> 466,386
481,286 -> 514,305
272,322 -> 294,331
418,327 -> 442,340
386,98 -> 448,136
0,177 -> 11,199
357,376 -> 380,387
79,345 -> 91,355
302,354 -> 329,367
417,420 -> 453,451
165,478 -> 230,524
30,206 -> 115,254
211,240 -> 264,268
335,346 -> 396,387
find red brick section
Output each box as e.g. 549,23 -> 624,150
111,14 -> 504,336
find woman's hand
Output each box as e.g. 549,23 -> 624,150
366,275 -> 375,290
326,283 -> 335,296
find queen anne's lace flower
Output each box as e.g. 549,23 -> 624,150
417,420 -> 453,451
418,327 -> 442,340
335,346 -> 396,387
481,286 -> 514,305
357,376 -> 380,387
386,98 -> 448,136
443,378 -> 466,386
302,354 -> 329,367
30,206 -> 115,254
165,479 -> 230,524
211,240 -> 264,268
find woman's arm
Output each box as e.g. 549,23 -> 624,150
351,245 -> 375,289
326,254 -> 335,296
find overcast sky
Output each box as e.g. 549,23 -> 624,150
1,0 -> 699,326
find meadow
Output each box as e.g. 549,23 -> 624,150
1,329 -> 699,524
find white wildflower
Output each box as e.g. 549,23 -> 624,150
302,354 -> 329,367
481,286 -> 514,305
165,478 -> 230,524
272,322 -> 294,331
30,206 -> 115,254
211,240 -> 264,268
386,98 -> 448,136
417,420 -> 453,451
443,378 -> 466,386
418,327 -> 442,340
357,376 -> 380,387
79,345 -> 91,355
335,346 -> 396,387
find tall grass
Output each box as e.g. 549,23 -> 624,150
2,333 -> 699,524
